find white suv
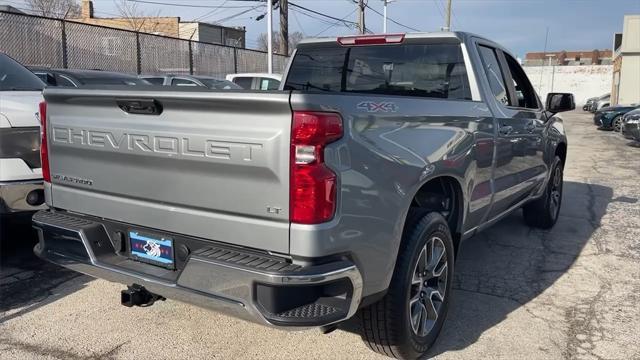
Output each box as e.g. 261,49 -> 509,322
0,53 -> 46,216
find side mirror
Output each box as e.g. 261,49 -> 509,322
546,93 -> 575,113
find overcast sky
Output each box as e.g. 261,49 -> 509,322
4,0 -> 640,57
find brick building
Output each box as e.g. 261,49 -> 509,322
523,49 -> 612,67
71,1 -> 245,48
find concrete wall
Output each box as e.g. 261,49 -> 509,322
524,65 -> 613,106
617,56 -> 640,105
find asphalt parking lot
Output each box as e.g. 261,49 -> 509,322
1,110 -> 639,360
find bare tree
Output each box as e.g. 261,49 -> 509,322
113,0 -> 162,33
257,31 -> 304,55
25,0 -> 81,18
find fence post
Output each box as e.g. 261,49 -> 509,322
61,19 -> 68,68
188,40 -> 194,75
233,47 -> 238,73
135,32 -> 141,75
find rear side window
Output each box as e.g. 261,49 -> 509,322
477,46 -> 509,106
284,43 -> 472,100
171,78 -> 200,87
0,54 -> 44,91
144,77 -> 165,85
233,77 -> 253,89
260,78 -> 280,90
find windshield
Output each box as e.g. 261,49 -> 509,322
0,54 -> 45,91
198,78 -> 242,90
284,43 -> 472,100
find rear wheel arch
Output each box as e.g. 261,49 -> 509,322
403,176 -> 465,256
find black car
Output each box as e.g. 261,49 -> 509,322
621,108 -> 640,141
28,68 -> 152,87
593,104 -> 640,132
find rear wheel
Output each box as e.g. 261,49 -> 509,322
358,211 -> 454,359
523,155 -> 563,229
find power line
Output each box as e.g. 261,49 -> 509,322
364,3 -> 420,32
212,5 -> 263,23
193,0 -> 228,22
291,8 -> 307,36
313,8 -> 357,37
289,2 -> 358,26
126,0 -> 261,9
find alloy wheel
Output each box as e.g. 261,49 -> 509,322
549,165 -> 563,219
614,118 -> 623,132
409,236 -> 448,337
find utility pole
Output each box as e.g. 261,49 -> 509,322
444,0 -> 452,31
358,0 -> 366,34
267,0 -> 273,74
382,0 -> 392,33
279,0 -> 288,55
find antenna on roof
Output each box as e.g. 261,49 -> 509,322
538,27 -> 550,91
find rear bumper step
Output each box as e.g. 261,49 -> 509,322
32,210 -> 362,328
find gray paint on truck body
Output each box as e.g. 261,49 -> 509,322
41,32 -> 567,300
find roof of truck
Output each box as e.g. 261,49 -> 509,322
297,31 -> 514,61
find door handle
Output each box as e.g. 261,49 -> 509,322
117,99 -> 163,115
499,125 -> 513,135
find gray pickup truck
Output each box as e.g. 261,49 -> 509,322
33,32 -> 574,359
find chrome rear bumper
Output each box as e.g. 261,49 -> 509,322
33,210 -> 362,328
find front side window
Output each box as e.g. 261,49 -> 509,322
285,43 -> 472,100
232,77 -> 253,89
477,45 -> 509,106
503,53 -> 539,109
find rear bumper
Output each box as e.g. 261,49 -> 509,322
0,180 -> 46,214
32,210 -> 362,328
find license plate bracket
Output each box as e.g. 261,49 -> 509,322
129,230 -> 175,270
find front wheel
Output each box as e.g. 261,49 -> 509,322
523,155 -> 563,229
358,211 -> 454,359
612,115 -> 623,132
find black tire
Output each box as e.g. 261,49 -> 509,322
358,210 -> 454,360
612,115 -> 623,132
523,155 -> 563,229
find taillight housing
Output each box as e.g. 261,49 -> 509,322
290,111 -> 343,224
38,101 -> 51,182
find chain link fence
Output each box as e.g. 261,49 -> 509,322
0,10 -> 288,78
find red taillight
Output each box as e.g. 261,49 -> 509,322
337,33 -> 405,46
38,101 -> 50,182
290,111 -> 343,224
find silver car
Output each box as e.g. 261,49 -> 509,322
0,53 -> 46,216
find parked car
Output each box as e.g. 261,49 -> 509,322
33,32 -> 573,360
0,53 -> 46,218
139,74 -> 241,90
621,108 -> 640,141
590,93 -> 610,113
226,73 -> 282,90
593,104 -> 640,131
583,96 -> 598,111
28,68 -> 152,87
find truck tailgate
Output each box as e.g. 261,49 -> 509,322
44,88 -> 292,254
